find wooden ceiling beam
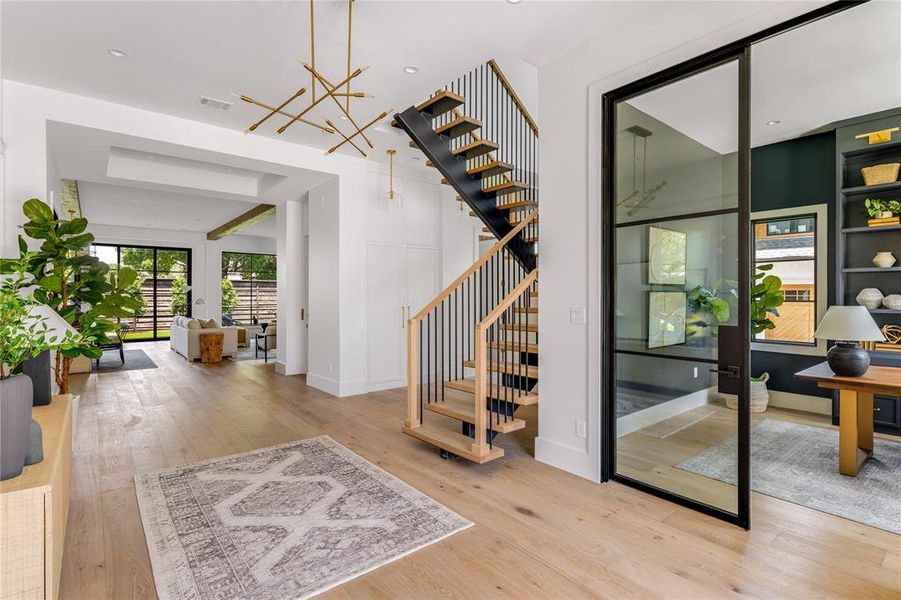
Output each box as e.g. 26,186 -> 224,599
206,203 -> 276,241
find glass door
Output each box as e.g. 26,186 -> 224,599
604,52 -> 750,527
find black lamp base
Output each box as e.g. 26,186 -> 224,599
826,342 -> 870,377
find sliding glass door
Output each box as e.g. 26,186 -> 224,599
603,51 -> 751,527
90,244 -> 192,341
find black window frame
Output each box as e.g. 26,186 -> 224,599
221,251 -> 278,325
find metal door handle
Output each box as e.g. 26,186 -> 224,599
710,366 -> 741,378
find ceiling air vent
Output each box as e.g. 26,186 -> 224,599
197,95 -> 233,111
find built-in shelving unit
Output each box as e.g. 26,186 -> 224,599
835,117 -> 901,434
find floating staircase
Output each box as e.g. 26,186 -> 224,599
393,61 -> 539,463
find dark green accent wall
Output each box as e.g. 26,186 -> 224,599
750,130 -> 836,397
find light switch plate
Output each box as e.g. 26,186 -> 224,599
570,306 -> 586,324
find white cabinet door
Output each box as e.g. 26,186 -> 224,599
403,180 -> 440,248
367,244 -> 405,384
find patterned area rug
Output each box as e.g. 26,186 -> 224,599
135,436 -> 472,599
677,419 -> 901,534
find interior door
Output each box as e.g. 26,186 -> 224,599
605,52 -> 750,527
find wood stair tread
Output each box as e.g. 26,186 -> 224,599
424,395 -> 525,433
415,90 -> 465,118
496,199 -> 537,210
483,181 -> 530,196
402,423 -> 504,463
452,139 -> 499,159
482,226 -> 539,242
468,161 -> 514,178
489,341 -> 538,353
499,322 -> 538,333
514,307 -> 538,314
445,379 -> 539,406
434,116 -> 482,139
463,360 -> 538,378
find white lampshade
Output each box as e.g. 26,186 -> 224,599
24,304 -> 79,345
193,297 -> 206,306
813,305 -> 885,342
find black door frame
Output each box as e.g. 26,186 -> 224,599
600,1 -> 863,529
93,243 -> 193,341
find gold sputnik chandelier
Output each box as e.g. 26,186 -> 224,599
234,0 -> 391,157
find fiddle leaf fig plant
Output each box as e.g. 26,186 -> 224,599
1,199 -> 143,393
751,264 -> 784,335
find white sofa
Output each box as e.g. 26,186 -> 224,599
169,316 -> 238,361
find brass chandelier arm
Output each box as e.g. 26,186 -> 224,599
277,65 -> 368,134
303,62 -> 374,148
233,94 -> 335,134
327,108 -> 392,154
247,87 -> 306,133
325,119 -> 367,157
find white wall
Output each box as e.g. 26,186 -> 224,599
276,199 -> 305,376
88,223 -> 274,322
535,2 -> 819,481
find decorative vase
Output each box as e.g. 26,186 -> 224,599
873,251 -> 897,268
0,374 -> 34,480
856,288 -> 884,310
883,294 -> 901,311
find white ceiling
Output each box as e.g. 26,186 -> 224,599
629,1 -> 901,153
2,0 -> 658,161
78,180 -> 278,237
46,121 -> 341,237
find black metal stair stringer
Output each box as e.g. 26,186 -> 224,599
393,106 -> 536,271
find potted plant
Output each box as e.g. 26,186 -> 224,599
686,279 -> 734,344
864,198 -> 901,219
0,268 -> 80,479
2,199 -> 142,394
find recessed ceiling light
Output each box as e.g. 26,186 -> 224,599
766,120 -> 781,126
107,48 -> 128,58
340,115 -> 349,121
403,66 -> 419,74
506,0 -> 522,4
146,155 -> 156,159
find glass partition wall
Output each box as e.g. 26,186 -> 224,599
604,55 -> 750,525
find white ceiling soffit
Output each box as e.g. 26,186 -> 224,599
47,121 -> 334,205
3,0 -> 659,160
624,1 -> 901,153
106,147 -> 285,198
78,180 -> 277,238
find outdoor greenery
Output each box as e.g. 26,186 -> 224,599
170,273 -> 189,316
221,278 -> 239,314
2,199 -> 142,393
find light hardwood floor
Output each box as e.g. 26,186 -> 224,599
62,342 -> 901,599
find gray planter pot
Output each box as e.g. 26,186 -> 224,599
1,374 -> 34,480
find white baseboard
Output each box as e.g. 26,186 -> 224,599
767,390 -> 831,416
339,379 -> 369,397
534,437 -> 600,482
367,379 -> 406,393
616,387 -> 714,438
306,373 -> 340,397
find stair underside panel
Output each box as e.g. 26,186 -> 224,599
402,424 -> 504,463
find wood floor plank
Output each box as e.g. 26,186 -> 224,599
58,342 -> 901,599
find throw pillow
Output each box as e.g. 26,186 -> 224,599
202,319 -> 219,329
186,319 -> 202,330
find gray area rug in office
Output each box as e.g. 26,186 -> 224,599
677,418 -> 901,534
94,349 -> 158,372
135,436 -> 472,600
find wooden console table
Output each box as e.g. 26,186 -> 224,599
0,394 -> 73,599
795,363 -> 901,476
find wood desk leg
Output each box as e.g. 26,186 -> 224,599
839,389 -> 874,477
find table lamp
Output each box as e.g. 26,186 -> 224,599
814,306 -> 885,376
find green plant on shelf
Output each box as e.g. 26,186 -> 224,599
864,198 -> 901,218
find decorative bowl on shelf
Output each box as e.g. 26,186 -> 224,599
873,251 -> 897,268
861,162 -> 900,186
856,288 -> 884,310
883,294 -> 901,311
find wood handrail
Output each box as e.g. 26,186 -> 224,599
409,210 -> 537,322
471,268 -> 538,457
477,269 -> 539,331
488,59 -> 539,138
